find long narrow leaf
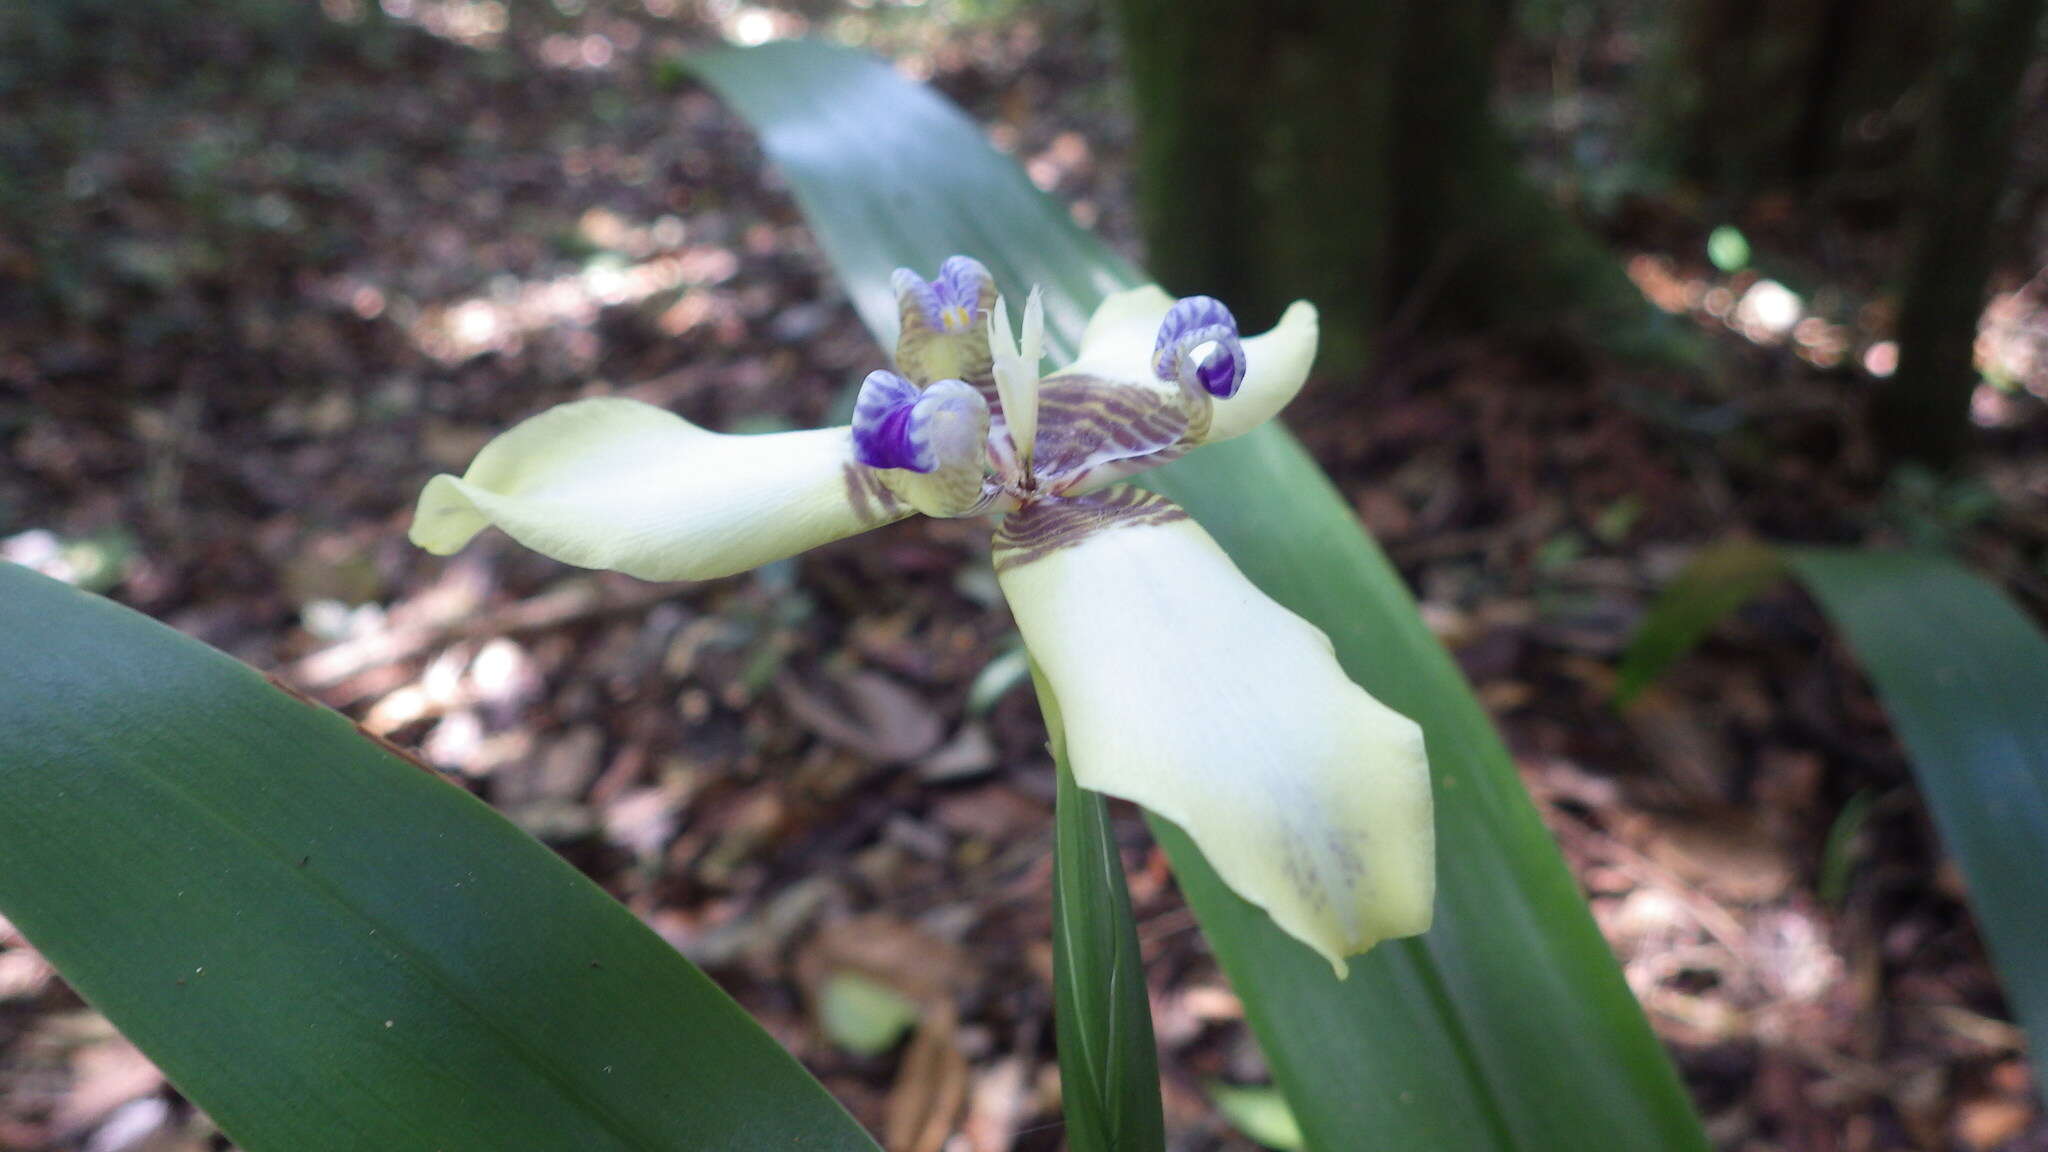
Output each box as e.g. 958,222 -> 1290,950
694,40 -> 1708,1150
0,563 -> 880,1152
1621,543 -> 2048,1099
1040,667 -> 1166,1152
1784,549 -> 2048,1099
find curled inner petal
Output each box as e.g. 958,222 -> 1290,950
933,255 -> 993,331
1152,295 -> 1247,399
891,267 -> 944,333
894,256 -> 1000,391
852,370 -> 993,479
852,370 -> 932,472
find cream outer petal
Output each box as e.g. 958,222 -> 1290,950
1209,300 -> 1318,442
998,508 -> 1434,974
1056,287 -> 1319,445
410,397 -> 903,582
1059,285 -> 1177,384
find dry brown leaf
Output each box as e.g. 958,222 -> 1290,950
1645,816 -> 1794,905
884,1004 -> 967,1152
796,914 -> 974,1009
778,669 -> 945,764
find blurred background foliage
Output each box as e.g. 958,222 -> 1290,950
2,0 -> 2046,1149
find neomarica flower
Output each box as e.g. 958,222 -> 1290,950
412,257 -> 1434,974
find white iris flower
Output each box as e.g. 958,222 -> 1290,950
411,256 -> 1434,974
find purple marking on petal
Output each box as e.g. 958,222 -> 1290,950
852,370 -> 936,473
1153,296 -> 1237,362
1152,295 -> 1247,398
1195,337 -> 1243,396
892,267 -> 943,331
934,256 -> 992,325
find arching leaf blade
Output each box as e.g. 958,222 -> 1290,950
0,562 -> 880,1152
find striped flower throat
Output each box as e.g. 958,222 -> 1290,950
855,257 -> 1253,549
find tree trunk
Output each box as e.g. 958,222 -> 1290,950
1113,0 -> 1393,373
1386,0 -> 1676,360
1646,0 -> 1948,214
1879,0 -> 2048,466
1112,0 -> 1682,377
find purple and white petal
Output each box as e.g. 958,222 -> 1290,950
892,267 -> 944,333
933,255 -> 994,329
851,371 -> 996,518
1152,295 -> 1247,399
852,370 -> 995,477
853,370 -> 934,473
894,257 -> 999,392
1206,300 -> 1319,442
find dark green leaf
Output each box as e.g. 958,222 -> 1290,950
1615,537 -> 1784,704
1038,666 -> 1166,1152
1784,549 -> 2048,1099
693,40 -> 1708,1151
0,563 -> 880,1152
1623,543 -> 2048,1098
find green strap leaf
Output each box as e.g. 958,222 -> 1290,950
1622,543 -> 2048,1099
0,563 -> 880,1152
1038,666 -> 1166,1152
1783,549 -> 2048,1099
694,40 -> 1709,1151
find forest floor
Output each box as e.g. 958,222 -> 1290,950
4,2 -> 2048,1150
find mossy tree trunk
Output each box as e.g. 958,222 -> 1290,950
1112,0 -> 1679,377
1879,0 -> 2048,466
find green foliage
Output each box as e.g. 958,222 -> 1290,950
693,40 -> 1710,1152
1787,549 -> 2048,1101
0,562 -> 881,1152
1819,790 -> 1876,908
1040,669 -> 1167,1152
1882,464 -> 2003,550
1622,543 -> 2048,1099
1208,1082 -> 1306,1151
965,643 -> 1031,716
818,973 -> 923,1057
1615,537 -> 1785,702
